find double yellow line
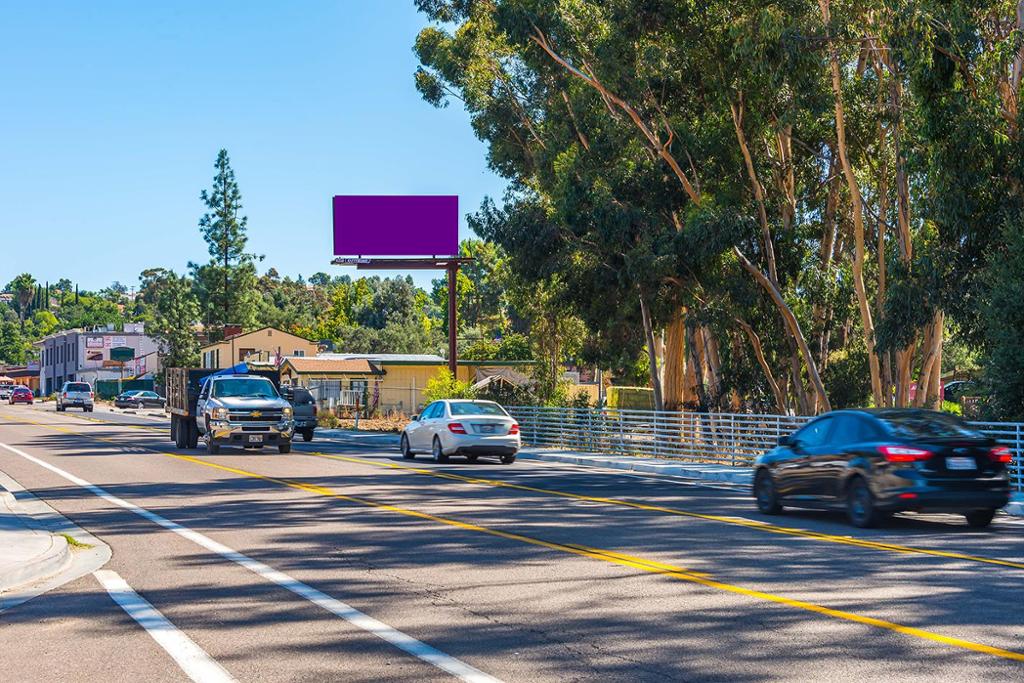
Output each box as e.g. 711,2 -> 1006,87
3,411 -> 1024,663
28,409 -> 1024,571
302,450 -> 1024,572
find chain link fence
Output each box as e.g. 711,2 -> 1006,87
506,406 -> 1024,492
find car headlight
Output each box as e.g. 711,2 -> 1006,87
211,407 -> 229,420
282,406 -> 293,418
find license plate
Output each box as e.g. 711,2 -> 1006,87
247,435 -> 263,443
946,456 -> 975,471
479,425 -> 494,434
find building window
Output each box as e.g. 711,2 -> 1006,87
293,350 -> 305,357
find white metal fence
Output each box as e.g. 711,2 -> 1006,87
506,406 -> 1024,492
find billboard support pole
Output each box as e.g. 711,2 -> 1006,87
447,262 -> 458,377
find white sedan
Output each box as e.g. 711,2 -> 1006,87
401,399 -> 520,464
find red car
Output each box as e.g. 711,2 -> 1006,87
9,386 -> 34,404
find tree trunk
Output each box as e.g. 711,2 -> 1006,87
685,318 -> 710,410
702,326 -> 723,409
734,247 -> 831,412
737,318 -> 787,413
925,311 -> 944,409
821,0 -> 883,407
662,310 -> 686,410
639,295 -> 664,411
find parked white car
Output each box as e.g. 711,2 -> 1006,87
401,399 -> 520,464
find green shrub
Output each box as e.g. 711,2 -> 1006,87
317,411 -> 340,429
423,369 -> 478,403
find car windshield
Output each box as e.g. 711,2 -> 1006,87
67,383 -> 90,392
448,401 -> 508,417
211,378 -> 279,399
881,412 -> 981,439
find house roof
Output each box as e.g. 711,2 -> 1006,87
201,326 -> 316,351
280,357 -> 381,375
321,353 -> 446,363
316,353 -> 533,366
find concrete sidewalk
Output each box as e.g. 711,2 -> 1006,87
0,468 -> 111,611
0,482 -> 70,594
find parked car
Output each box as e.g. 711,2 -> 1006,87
753,409 -> 1011,528
114,390 -> 166,409
943,380 -> 978,403
401,399 -> 520,464
9,386 -> 33,405
282,386 -> 317,442
0,384 -> 15,400
56,381 -> 94,412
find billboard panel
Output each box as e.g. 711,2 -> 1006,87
332,195 -> 458,256
86,336 -> 104,349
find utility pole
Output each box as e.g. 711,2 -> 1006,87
447,262 -> 458,377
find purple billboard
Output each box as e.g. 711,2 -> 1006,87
333,195 -> 459,256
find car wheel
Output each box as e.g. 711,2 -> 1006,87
500,454 -> 516,465
401,434 -> 414,459
432,437 -> 448,463
207,438 -> 220,455
302,429 -> 314,442
279,443 -> 292,454
965,509 -> 997,529
754,470 -> 783,515
846,478 -> 886,528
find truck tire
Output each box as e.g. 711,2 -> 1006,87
278,443 -> 292,454
187,421 -> 199,449
173,417 -> 186,449
207,438 -> 220,455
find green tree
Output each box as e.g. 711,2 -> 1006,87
0,320 -> 26,364
151,273 -> 201,371
190,149 -> 260,340
7,273 -> 36,329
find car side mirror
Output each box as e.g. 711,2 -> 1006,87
411,414 -> 419,422
778,434 -> 794,447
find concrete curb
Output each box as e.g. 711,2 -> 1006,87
0,470 -> 112,612
0,491 -> 72,593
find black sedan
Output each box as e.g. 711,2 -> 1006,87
114,390 -> 166,409
753,409 -> 1012,528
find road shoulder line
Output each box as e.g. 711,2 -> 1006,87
0,440 -> 501,683
95,569 -> 237,683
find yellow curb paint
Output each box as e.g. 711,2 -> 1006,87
3,413 -> 1024,664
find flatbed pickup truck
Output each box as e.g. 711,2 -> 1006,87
166,368 -> 294,453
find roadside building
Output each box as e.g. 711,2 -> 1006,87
0,363 -> 41,394
200,326 -> 319,369
283,353 -> 536,415
34,327 -> 160,395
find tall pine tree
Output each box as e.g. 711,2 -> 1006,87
189,149 -> 260,341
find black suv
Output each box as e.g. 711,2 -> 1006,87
753,409 -> 1012,528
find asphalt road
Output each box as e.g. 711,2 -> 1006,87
2,403 -> 1024,682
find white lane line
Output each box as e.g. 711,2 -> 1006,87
0,441 -> 501,683
94,570 -> 236,683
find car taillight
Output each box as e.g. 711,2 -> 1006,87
448,422 -> 467,434
63,392 -> 68,398
990,446 -> 1013,464
509,423 -> 520,434
89,392 -> 94,398
878,445 -> 934,462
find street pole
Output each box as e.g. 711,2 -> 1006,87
447,262 -> 458,377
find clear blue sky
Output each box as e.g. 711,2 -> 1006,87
0,2 -> 504,292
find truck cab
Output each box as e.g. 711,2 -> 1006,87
195,375 -> 294,454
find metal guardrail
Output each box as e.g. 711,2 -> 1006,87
506,406 -> 1024,492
